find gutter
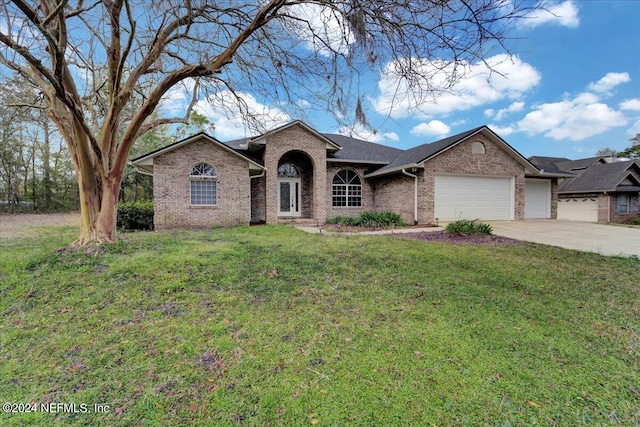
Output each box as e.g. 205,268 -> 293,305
402,168 -> 419,225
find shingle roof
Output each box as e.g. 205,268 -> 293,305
368,127 -> 485,175
527,156 -> 574,176
322,133 -> 403,163
555,156 -> 606,172
558,160 -> 640,193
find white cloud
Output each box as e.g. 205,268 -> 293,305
620,99 -> 640,111
372,54 -> 540,119
628,119 -> 640,136
523,1 -> 580,28
410,120 -> 451,137
194,91 -> 291,140
158,78 -> 198,114
517,98 -> 627,141
489,124 -> 516,136
383,132 -> 400,141
493,101 -> 525,121
283,3 -> 351,56
337,124 -> 398,143
484,108 -> 495,118
587,72 -> 630,94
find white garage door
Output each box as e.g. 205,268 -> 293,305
525,179 -> 551,219
434,174 -> 513,221
557,198 -> 598,222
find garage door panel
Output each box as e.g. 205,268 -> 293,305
435,175 -> 513,221
557,198 -> 598,222
525,179 -> 551,219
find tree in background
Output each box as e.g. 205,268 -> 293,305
0,0 -> 540,244
595,147 -> 618,158
621,134 -> 640,159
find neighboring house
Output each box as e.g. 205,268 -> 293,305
132,121 -> 564,229
529,155 -> 640,223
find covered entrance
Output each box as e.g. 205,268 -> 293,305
276,152 -> 314,219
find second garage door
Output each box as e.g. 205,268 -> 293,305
434,174 -> 514,221
557,197 -> 598,222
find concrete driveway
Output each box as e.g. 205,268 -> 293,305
488,220 -> 640,257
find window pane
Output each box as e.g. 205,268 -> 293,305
191,180 -> 217,205
191,163 -> 216,177
280,182 -> 291,212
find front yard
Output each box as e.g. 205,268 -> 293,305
0,224 -> 638,426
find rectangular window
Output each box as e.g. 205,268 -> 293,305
190,180 -> 217,205
332,184 -> 361,207
616,194 -> 630,214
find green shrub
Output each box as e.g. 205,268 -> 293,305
627,217 -> 640,226
117,201 -> 154,231
326,211 -> 405,227
445,219 -> 492,235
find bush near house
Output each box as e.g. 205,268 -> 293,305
326,211 -> 405,227
445,219 -> 492,235
117,201 -> 154,230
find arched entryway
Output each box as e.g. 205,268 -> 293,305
277,151 -> 314,219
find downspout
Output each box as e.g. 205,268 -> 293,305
402,168 -> 419,225
604,191 -> 610,222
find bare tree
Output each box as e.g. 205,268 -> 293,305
0,0 -> 539,244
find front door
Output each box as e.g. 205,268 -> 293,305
278,179 -> 301,217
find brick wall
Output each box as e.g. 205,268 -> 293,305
153,138 -> 251,229
550,179 -> 559,219
250,175 -> 266,223
372,173 -> 421,225
326,163 -> 375,219
606,193 -> 640,223
421,135 -> 526,223
263,124 -> 328,224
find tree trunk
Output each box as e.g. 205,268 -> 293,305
74,174 -> 121,245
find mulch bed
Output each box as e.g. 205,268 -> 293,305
402,231 -> 524,246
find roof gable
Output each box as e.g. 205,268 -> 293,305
558,160 -> 640,193
366,126 -> 539,177
250,120 -> 341,151
130,133 -> 264,175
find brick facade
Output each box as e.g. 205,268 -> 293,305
153,138 -> 251,229
149,126 -> 555,229
421,135 -> 526,223
263,125 -> 328,224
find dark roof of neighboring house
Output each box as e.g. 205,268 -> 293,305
528,156 -> 570,169
527,156 -> 574,176
556,156 -> 607,172
558,160 -> 640,193
322,133 -> 403,164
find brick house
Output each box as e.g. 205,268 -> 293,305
529,156 -> 640,223
132,121 -> 564,229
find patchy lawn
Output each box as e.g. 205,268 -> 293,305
1,225 -> 638,426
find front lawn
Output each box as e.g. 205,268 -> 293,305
1,225 -> 638,426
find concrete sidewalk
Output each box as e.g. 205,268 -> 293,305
488,220 -> 640,257
295,225 -> 444,236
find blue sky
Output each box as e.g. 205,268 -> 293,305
172,1 -> 640,160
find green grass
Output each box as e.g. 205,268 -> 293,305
1,225 -> 639,426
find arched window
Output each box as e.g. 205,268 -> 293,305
472,141 -> 486,154
332,169 -> 362,207
277,163 -> 300,177
190,163 -> 217,205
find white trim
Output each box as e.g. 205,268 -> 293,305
277,178 -> 302,217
